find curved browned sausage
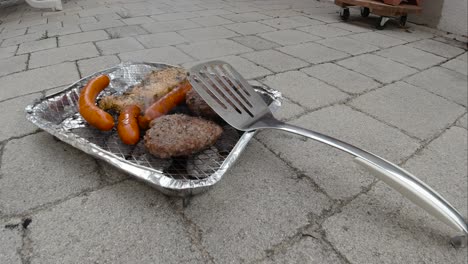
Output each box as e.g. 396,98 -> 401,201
78,75 -> 114,131
117,105 -> 141,145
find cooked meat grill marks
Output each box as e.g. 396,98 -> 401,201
144,114 -> 223,159
98,68 -> 188,112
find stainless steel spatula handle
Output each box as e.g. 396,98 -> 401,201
189,61 -> 467,247
257,115 -> 468,239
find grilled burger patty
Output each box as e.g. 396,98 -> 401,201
185,88 -> 219,120
144,114 -> 223,158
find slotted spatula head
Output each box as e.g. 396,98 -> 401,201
188,61 -> 272,131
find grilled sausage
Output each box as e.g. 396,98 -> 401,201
139,80 -> 192,129
78,75 -> 114,131
117,105 -> 141,145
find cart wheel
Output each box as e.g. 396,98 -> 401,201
340,8 -> 350,21
376,16 -> 389,30
360,7 -> 370,17
399,15 -> 407,26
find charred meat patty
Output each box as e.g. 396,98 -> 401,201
144,114 -> 223,158
185,88 -> 219,120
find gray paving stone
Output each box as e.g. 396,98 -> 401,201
0,224 -> 22,264
58,30 -> 109,47
273,97 -> 306,120
308,13 -> 343,23
184,140 -> 332,263
316,36 -> 379,55
259,9 -> 303,18
230,35 -> 279,50
223,22 -> 276,35
183,55 -> 272,79
0,28 -> 26,39
296,24 -> 351,38
221,12 -> 272,22
0,54 -> 27,77
47,24 -> 81,37
262,71 -> 349,109
140,20 -> 201,33
0,62 -> 79,100
119,4 -> 165,17
95,12 -> 121,21
104,25 -> 147,39
78,55 -> 120,77
347,31 -> 406,48
350,81 -> 465,139
0,133 -> 101,215
29,42 -> 99,68
328,22 -> 372,33
178,39 -> 252,60
150,11 -> 200,21
17,38 -> 56,54
78,6 -> 123,17
455,52 -> 467,62
457,113 -> 467,129
122,16 -> 155,25
189,15 -> 233,27
0,45 -> 17,59
30,181 -> 204,264
259,29 -> 320,45
196,8 -> 233,17
322,127 -> 467,264
405,67 -> 467,106
80,19 -> 125,32
258,237 -> 345,264
379,28 -> 434,42
0,93 -> 39,142
1,32 -> 44,47
408,39 -> 465,58
50,15 -> 97,25
241,50 -> 307,72
441,58 -> 468,76
26,22 -> 62,34
376,45 -> 446,70
119,46 -> 193,64
177,26 -> 238,41
12,17 -> 46,29
96,37 -> 144,55
260,16 -> 323,29
338,54 -> 418,83
302,63 -> 380,94
256,104 -> 420,200
137,32 -> 187,48
278,42 -> 349,64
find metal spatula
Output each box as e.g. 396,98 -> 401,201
188,61 -> 467,246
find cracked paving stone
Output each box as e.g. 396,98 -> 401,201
183,140 -> 332,264
337,54 -> 418,83
457,113 -> 467,129
256,105 -> 419,200
0,133 -> 101,215
0,62 -> 79,100
258,237 -> 346,264
0,93 -> 40,142
404,67 -> 468,106
0,221 -> 22,264
301,63 -> 379,94
322,127 -> 467,264
350,81 -> 465,140
262,71 -> 349,109
29,181 -> 204,264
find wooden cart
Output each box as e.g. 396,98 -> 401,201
335,0 -> 422,29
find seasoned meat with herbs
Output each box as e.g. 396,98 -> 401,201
144,114 -> 223,158
99,67 -> 187,112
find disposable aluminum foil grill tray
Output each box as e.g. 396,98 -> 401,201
25,62 -> 282,197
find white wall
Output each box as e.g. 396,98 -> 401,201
437,0 -> 468,37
